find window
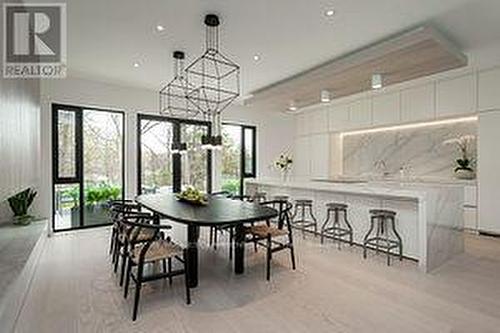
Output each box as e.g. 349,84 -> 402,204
52,104 -> 124,231
221,124 -> 256,195
137,114 -> 212,195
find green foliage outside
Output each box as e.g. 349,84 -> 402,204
60,183 -> 121,208
221,178 -> 240,195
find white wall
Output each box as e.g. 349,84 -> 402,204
39,77 -> 294,224
0,77 -> 40,223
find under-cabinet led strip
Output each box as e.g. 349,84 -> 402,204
340,116 -> 477,137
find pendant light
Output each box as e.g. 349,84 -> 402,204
185,14 -> 240,115
159,51 -> 199,119
185,14 -> 240,150
159,51 -> 194,154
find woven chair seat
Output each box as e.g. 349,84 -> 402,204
246,224 -> 288,238
131,239 -> 183,264
119,228 -> 156,243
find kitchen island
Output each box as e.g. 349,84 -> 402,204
246,178 -> 465,272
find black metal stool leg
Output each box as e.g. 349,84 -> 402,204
320,209 -> 331,244
391,216 -> 403,261
334,210 -> 341,250
310,205 -> 318,234
363,217 -> 375,259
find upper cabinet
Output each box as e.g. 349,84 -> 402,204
310,108 -> 328,134
293,136 -> 311,177
401,83 -> 435,122
478,67 -> 500,112
328,104 -> 349,132
295,113 -> 306,137
436,74 -> 476,117
309,134 -> 330,179
372,91 -> 401,126
348,98 -> 372,128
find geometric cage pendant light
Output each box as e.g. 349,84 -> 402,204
185,14 -> 240,150
159,51 -> 200,119
185,14 -> 240,117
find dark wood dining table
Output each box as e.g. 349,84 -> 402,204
135,193 -> 278,288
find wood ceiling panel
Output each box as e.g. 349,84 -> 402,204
247,25 -> 467,111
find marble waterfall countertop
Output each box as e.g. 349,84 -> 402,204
246,178 -> 465,273
246,178 -> 466,200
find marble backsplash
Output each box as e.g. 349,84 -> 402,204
342,121 -> 477,179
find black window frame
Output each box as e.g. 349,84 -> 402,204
137,113 -> 213,195
222,122 -> 257,195
51,103 -> 126,232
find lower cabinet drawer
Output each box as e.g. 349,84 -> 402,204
464,207 -> 478,230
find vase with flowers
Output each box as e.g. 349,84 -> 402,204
443,134 -> 476,180
274,152 -> 293,182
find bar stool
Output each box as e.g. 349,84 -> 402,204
363,209 -> 403,266
291,199 -> 318,238
320,203 -> 353,249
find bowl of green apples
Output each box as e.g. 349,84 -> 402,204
175,187 -> 208,205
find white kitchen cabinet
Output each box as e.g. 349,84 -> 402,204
348,98 -> 372,128
293,136 -> 311,177
464,185 -> 477,207
328,103 -> 350,132
310,107 -> 328,134
295,114 -> 305,137
401,83 -> 435,122
478,67 -> 500,112
372,91 -> 401,126
478,110 -> 500,234
296,112 -> 312,136
309,134 -> 330,179
436,74 -> 475,117
464,208 -> 478,230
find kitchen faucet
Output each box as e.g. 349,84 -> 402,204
374,159 -> 390,177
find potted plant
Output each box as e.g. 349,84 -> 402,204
443,135 -> 476,180
7,188 -> 37,225
274,151 -> 293,182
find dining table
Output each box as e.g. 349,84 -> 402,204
135,193 -> 278,288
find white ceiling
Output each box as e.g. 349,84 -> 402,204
39,0 -> 500,95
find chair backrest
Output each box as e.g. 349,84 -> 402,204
252,192 -> 267,203
211,191 -> 232,197
119,215 -> 172,263
232,194 -> 252,202
109,200 -> 142,221
260,200 -> 293,230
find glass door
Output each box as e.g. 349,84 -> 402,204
221,124 -> 256,195
138,114 -> 211,195
180,123 -> 210,192
138,117 -> 174,194
52,104 -> 124,232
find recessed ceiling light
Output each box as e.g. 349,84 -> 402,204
253,54 -> 260,61
156,25 -> 165,32
372,73 -> 383,89
288,101 -> 298,112
321,90 -> 331,103
325,9 -> 335,17
133,62 -> 140,68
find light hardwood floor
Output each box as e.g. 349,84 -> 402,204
11,227 -> 500,333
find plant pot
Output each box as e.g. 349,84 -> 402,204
455,169 -> 476,180
13,215 -> 33,225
